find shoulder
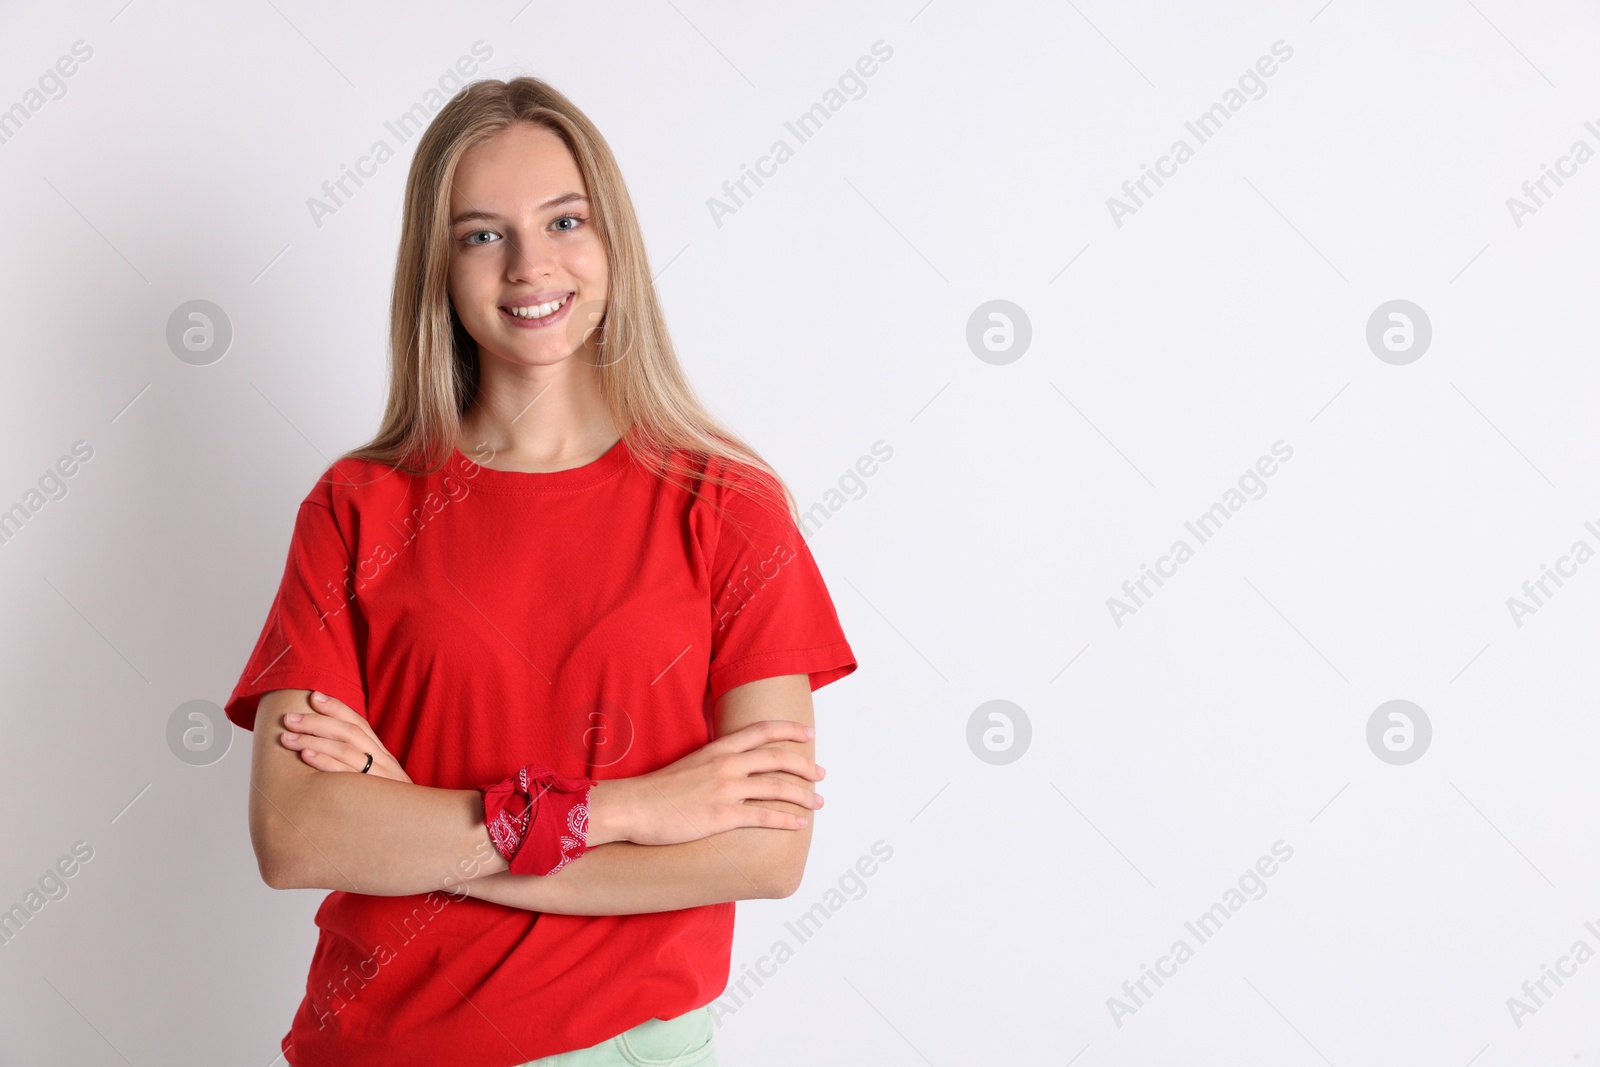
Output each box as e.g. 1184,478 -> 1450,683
300,453 -> 415,516
671,450 -> 786,517
672,451 -> 799,563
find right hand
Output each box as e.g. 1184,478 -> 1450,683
595,720 -> 826,846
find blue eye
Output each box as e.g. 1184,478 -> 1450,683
464,230 -> 498,246
554,214 -> 586,231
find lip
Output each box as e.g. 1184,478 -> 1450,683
498,292 -> 575,330
500,291 -> 572,309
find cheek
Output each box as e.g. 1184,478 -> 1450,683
570,239 -> 608,289
447,260 -> 495,322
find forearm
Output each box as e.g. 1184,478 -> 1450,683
461,825 -> 798,915
258,774 -> 508,894
259,771 -> 640,895
255,686 -> 813,906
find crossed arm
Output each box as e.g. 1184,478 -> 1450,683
246,675 -> 821,915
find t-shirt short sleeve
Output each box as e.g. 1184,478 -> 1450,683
704,463 -> 857,706
223,477 -> 368,732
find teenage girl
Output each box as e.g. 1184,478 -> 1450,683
225,76 -> 857,1067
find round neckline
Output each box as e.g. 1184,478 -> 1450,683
450,435 -> 632,492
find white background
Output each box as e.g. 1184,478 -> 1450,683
2,0 -> 1599,1064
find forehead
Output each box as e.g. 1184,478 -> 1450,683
449,123 -> 587,216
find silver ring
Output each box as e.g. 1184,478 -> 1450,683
359,752 -> 373,774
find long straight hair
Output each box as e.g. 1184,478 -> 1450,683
339,75 -> 799,527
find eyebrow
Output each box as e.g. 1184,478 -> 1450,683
449,192 -> 589,226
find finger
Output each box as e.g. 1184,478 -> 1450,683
285,710 -> 370,754
282,735 -> 347,772
284,709 -> 349,741
316,737 -> 372,772
282,731 -> 367,773
716,719 -> 816,753
740,775 -> 824,809
730,804 -> 809,831
735,747 -> 825,781
307,694 -> 387,757
291,704 -> 394,776
308,690 -> 366,725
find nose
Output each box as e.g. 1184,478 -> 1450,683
504,230 -> 555,283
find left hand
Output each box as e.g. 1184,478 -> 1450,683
279,691 -> 413,784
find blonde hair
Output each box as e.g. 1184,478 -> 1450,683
339,75 -> 799,526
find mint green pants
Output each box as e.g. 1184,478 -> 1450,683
512,1006 -> 717,1067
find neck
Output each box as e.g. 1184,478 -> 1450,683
460,354 -> 621,469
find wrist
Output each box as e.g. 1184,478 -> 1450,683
585,778 -> 630,847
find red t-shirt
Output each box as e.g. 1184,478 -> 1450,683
224,436 -> 857,1067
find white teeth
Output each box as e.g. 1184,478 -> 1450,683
505,294 -> 570,319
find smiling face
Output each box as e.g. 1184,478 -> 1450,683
445,122 -> 609,368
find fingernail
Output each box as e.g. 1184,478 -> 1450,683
311,691 -> 326,702
287,713 -> 301,723
797,817 -> 808,826
815,764 -> 825,775
804,726 -> 815,737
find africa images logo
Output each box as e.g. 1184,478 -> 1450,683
714,541 -> 799,633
